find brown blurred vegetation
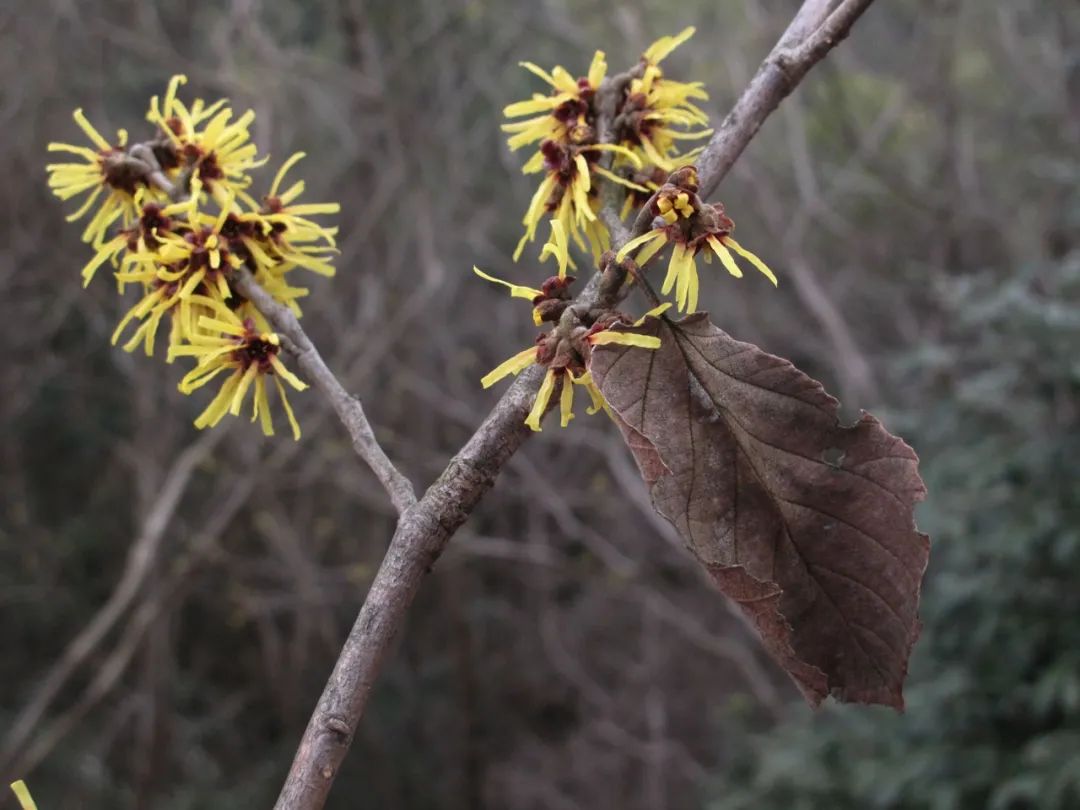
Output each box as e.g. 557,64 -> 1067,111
2,0 -> 1078,808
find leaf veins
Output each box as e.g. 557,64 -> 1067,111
590,313 -> 930,708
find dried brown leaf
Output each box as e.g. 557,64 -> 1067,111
590,313 -> 930,708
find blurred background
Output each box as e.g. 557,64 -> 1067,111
2,0 -> 1079,807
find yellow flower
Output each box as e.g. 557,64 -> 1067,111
518,368 -> 606,432
152,186 -> 242,295
149,77 -> 265,206
515,140 -> 642,263
616,190 -> 777,314
80,190 -> 174,287
46,109 -> 146,247
481,350 -> 576,432
501,50 -> 607,152
170,307 -> 308,439
253,152 -> 340,277
111,184 -> 242,355
480,309 -> 664,432
616,28 -> 712,171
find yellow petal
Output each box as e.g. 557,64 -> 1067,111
707,235 -> 744,279
614,229 -> 666,264
572,371 -> 608,416
538,219 -> 573,279
591,164 -> 649,192
472,266 -> 542,300
73,108 -> 111,151
255,376 -> 274,436
481,346 -> 537,389
643,27 -> 696,65
228,364 -> 258,416
559,372 -> 575,427
587,50 -> 607,88
9,780 -> 39,810
661,243 -> 685,295
572,154 -> 591,194
633,303 -> 672,326
524,368 -> 557,431
588,331 -> 662,349
197,315 -> 246,336
518,62 -> 558,88
635,230 -> 669,266
274,375 -> 302,440
583,142 -> 643,168
503,97 -> 560,118
270,152 -> 306,198
269,354 -> 308,390
179,360 -> 233,394
723,236 -> 778,286
686,255 -> 700,313
194,372 -> 241,429
550,66 -> 579,94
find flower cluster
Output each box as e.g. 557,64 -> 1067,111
616,166 -> 776,314
479,288 -> 668,432
46,76 -> 340,439
483,33 -> 779,430
504,28 -> 711,266
476,229 -> 667,431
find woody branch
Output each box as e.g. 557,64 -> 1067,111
259,1 -> 879,809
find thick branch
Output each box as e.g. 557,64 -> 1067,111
272,365 -> 541,810
272,1 -> 876,806
233,269 -> 417,514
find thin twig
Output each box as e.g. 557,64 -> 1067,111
696,0 -> 877,199
233,270 -> 417,514
270,2 -> 877,806
272,364 -> 542,810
